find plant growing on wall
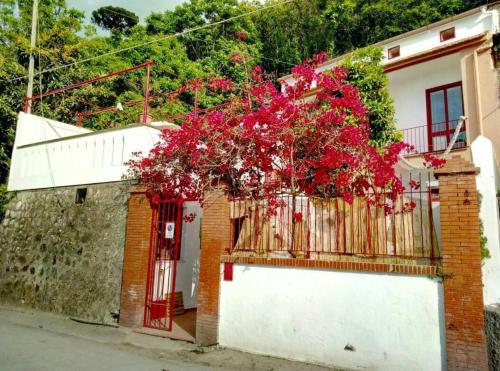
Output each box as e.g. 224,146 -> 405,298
0,183 -> 13,222
478,191 -> 491,261
128,53 -> 414,210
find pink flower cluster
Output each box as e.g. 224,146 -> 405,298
234,31 -> 248,41
423,154 -> 446,169
128,53 -> 443,210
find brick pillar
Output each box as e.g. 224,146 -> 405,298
119,187 -> 152,328
196,188 -> 231,345
435,156 -> 489,370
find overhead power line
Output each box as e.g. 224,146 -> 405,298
4,0 -> 295,83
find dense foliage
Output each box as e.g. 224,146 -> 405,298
0,0 -> 489,200
0,183 -> 13,222
256,0 -> 491,75
341,47 -> 399,147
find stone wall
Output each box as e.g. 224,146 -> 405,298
486,305 -> 500,371
0,182 -> 131,323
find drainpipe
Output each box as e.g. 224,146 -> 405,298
473,49 -> 484,137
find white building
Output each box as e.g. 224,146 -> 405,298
1,3 -> 499,371
279,2 -> 500,306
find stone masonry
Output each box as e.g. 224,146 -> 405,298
485,304 -> 500,371
0,182 -> 131,323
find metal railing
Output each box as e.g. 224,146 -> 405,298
228,174 -> 439,260
24,61 -> 154,127
401,119 -> 467,155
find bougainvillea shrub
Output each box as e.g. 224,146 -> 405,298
127,53 -> 435,208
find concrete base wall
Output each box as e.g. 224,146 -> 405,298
219,264 -> 445,371
0,182 -> 130,323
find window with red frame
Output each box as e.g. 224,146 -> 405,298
388,45 -> 400,59
440,27 -> 455,42
426,81 -> 465,152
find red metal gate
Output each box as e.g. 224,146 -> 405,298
144,199 -> 183,331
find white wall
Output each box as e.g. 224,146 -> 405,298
177,202 -> 202,309
471,136 -> 500,305
8,113 -> 162,191
13,112 -> 91,147
381,11 -> 497,65
219,265 -> 445,371
387,53 -> 462,132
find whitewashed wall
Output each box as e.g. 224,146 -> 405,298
387,53 -> 462,132
471,136 -> 500,305
8,113 -> 162,191
177,202 -> 202,308
219,265 -> 445,371
13,112 -> 92,147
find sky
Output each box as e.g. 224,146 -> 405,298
66,0 -> 187,24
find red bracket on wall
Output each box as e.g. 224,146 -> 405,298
224,262 -> 233,281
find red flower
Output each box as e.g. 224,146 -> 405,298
127,51 -> 408,211
423,154 -> 446,169
183,213 -> 197,223
341,191 -> 354,204
234,31 -> 247,41
229,53 -> 245,64
186,78 -> 203,91
208,77 -> 233,92
409,180 -> 420,190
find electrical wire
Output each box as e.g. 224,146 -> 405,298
4,0 -> 296,83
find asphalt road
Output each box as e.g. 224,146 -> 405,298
0,306 -> 340,371
0,315 -> 213,371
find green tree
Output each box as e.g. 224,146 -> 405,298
254,0 -> 491,75
255,0 -> 335,76
91,6 -> 139,36
146,0 -> 259,57
0,0 -> 89,219
145,0 -> 262,86
71,28 -> 204,129
342,46 -> 398,146
0,0 -> 85,182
